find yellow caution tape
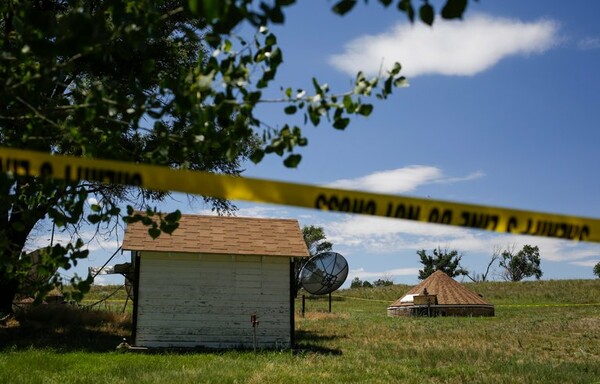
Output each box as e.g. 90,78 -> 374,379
2,146 -> 600,243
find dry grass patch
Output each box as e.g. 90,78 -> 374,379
298,311 -> 350,321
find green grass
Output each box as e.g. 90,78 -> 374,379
1,280 -> 600,383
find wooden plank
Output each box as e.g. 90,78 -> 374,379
136,251 -> 293,348
136,312 -> 289,326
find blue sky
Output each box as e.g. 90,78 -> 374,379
31,1 -> 600,287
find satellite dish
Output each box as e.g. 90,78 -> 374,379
299,252 -> 349,295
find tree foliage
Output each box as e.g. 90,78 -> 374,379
373,278 -> 393,287
302,225 -> 333,257
349,277 -> 391,288
593,262 -> 600,279
417,247 -> 469,280
350,277 -> 374,288
331,0 -> 470,26
499,245 -> 543,282
0,0 -> 470,315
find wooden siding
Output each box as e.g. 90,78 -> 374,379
135,252 -> 292,349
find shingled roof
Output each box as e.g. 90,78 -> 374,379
122,214 -> 309,258
388,271 -> 494,317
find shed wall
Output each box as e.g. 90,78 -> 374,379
135,252 -> 292,349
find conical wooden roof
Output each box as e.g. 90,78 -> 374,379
390,271 -> 491,307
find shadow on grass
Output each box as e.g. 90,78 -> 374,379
0,326 -> 130,352
0,305 -> 131,352
293,329 -> 343,355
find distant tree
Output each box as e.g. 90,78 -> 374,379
350,277 -> 376,289
593,262 -> 600,279
499,245 -> 543,282
350,277 -> 363,289
465,247 -> 500,282
417,248 -> 469,280
373,278 -> 394,287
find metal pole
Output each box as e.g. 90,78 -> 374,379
329,292 -> 332,313
251,314 -> 259,352
302,294 -> 305,318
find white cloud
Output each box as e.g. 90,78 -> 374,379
577,36 -> 600,50
327,166 -> 440,193
326,215 -> 487,254
329,13 -> 559,78
195,205 -> 292,218
570,260 -> 600,267
349,267 -> 420,281
434,171 -> 486,185
326,166 -> 483,194
92,275 -> 125,286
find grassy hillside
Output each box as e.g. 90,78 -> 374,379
1,279 -> 599,383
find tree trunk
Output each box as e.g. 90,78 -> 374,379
0,190 -> 39,315
0,275 -> 18,315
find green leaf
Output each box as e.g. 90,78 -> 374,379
441,0 -> 468,19
398,0 -> 415,23
11,221 -> 26,232
160,222 -> 179,235
343,94 -> 353,110
312,77 -> 321,94
148,227 -> 161,239
332,0 -> 357,15
187,0 -> 200,14
394,76 -> 409,87
333,117 -> 350,130
384,76 -> 393,95
265,33 -> 277,46
284,105 -> 297,115
419,4 -> 435,26
308,107 -> 321,126
201,0 -> 224,20
247,91 -> 262,104
250,149 -> 265,164
357,104 -> 373,116
87,214 -> 102,224
164,210 -> 182,224
390,62 -> 402,75
283,154 -> 302,168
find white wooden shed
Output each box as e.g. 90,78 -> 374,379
122,214 -> 309,349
